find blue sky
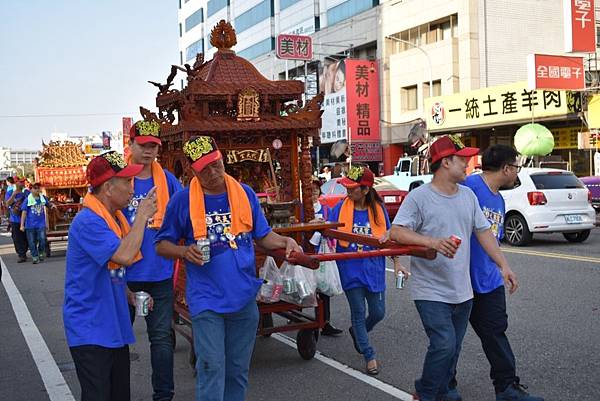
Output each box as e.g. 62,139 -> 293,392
0,1 -> 178,150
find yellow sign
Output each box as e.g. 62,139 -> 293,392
550,127 -> 580,150
424,81 -> 581,132
587,94 -> 600,129
225,149 -> 271,164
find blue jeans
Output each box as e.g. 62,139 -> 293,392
128,279 -> 174,401
191,300 -> 259,401
345,287 -> 386,362
26,228 -> 46,258
414,299 -> 473,401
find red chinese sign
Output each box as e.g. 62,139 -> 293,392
351,143 -> 383,162
276,34 -> 312,61
123,117 -> 133,159
564,0 -> 596,52
527,54 -> 584,90
346,59 -> 380,143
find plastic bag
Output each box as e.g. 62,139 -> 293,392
279,261 -> 318,307
315,239 -> 344,296
257,257 -> 284,303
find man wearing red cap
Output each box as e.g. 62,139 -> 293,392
63,151 -> 157,401
123,119 -> 182,401
388,135 -> 517,401
155,136 -> 302,401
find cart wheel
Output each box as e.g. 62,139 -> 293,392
296,329 -> 318,360
261,313 -> 273,337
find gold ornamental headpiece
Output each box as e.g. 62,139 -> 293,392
130,120 -> 161,145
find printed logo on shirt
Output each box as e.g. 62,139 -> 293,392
349,222 -> 373,251
30,202 -> 44,216
205,210 -> 251,251
126,193 -> 146,223
482,206 -> 504,238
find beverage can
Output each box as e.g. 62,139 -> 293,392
450,235 -> 462,248
135,291 -> 150,317
309,231 -> 322,246
196,238 -> 211,263
283,278 -> 296,294
296,280 -> 311,299
395,271 -> 406,289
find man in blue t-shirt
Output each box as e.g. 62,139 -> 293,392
155,136 -> 302,401
462,145 -> 543,401
6,178 -> 29,262
63,151 -> 156,401
20,182 -> 51,264
122,120 -> 182,401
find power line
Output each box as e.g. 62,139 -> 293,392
0,112 -> 136,119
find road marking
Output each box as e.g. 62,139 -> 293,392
501,247 -> 600,264
272,333 -> 413,401
1,256 -> 76,401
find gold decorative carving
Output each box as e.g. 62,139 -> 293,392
210,20 -> 237,50
237,88 -> 260,121
225,149 -> 271,164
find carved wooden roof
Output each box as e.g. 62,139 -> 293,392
37,141 -> 87,168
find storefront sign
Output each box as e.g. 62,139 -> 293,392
346,60 -> 381,143
577,130 -> 600,149
351,142 -> 383,162
587,94 -> 600,128
424,81 -> 581,132
276,34 -> 312,61
551,126 -> 580,149
527,54 -> 584,90
225,149 -> 271,164
319,59 -> 347,144
564,0 -> 596,52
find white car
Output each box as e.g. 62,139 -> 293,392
500,168 -> 595,246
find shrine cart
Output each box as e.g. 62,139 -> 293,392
142,20 -> 436,362
35,141 -> 87,256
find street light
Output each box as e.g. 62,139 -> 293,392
385,36 -> 433,98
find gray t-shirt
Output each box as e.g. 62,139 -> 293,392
393,183 -> 490,304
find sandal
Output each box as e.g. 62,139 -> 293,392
366,361 -> 379,376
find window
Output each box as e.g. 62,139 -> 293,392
208,0 -> 228,17
390,14 -> 458,52
185,8 -> 204,32
186,39 -> 204,61
179,23 -> 182,37
401,85 -> 418,111
327,0 -> 373,26
530,173 -> 584,190
423,80 -> 441,99
281,0 -> 300,10
179,51 -> 183,65
237,37 -> 273,60
235,1 -> 272,33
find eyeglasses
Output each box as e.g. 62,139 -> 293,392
507,164 -> 522,172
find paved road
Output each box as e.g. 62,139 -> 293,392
1,229 -> 599,401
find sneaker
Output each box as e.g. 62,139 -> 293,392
39,253 -> 46,261
348,327 -> 363,354
440,388 -> 463,401
496,383 -> 544,401
32,257 -> 39,264
17,256 -> 26,263
322,323 -> 343,336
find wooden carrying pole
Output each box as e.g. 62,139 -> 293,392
322,229 -> 437,260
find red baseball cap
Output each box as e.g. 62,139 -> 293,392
130,120 -> 162,145
183,136 -> 222,173
429,135 -> 479,165
87,151 -> 144,187
339,166 -> 375,188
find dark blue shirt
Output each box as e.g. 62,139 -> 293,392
154,184 -> 271,315
122,170 -> 182,282
328,200 -> 390,292
463,175 -> 505,294
63,208 -> 135,348
7,189 -> 28,224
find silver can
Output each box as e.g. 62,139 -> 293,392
296,280 -> 311,299
283,278 -> 296,294
395,271 -> 406,290
135,291 -> 150,316
196,238 -> 211,263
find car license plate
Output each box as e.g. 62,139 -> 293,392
384,196 -> 396,203
564,214 -> 583,224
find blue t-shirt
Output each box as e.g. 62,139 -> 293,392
328,200 -> 391,293
154,184 -> 271,315
463,175 -> 505,294
122,170 -> 182,282
21,194 -> 48,229
7,190 -> 28,224
63,208 -> 135,348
